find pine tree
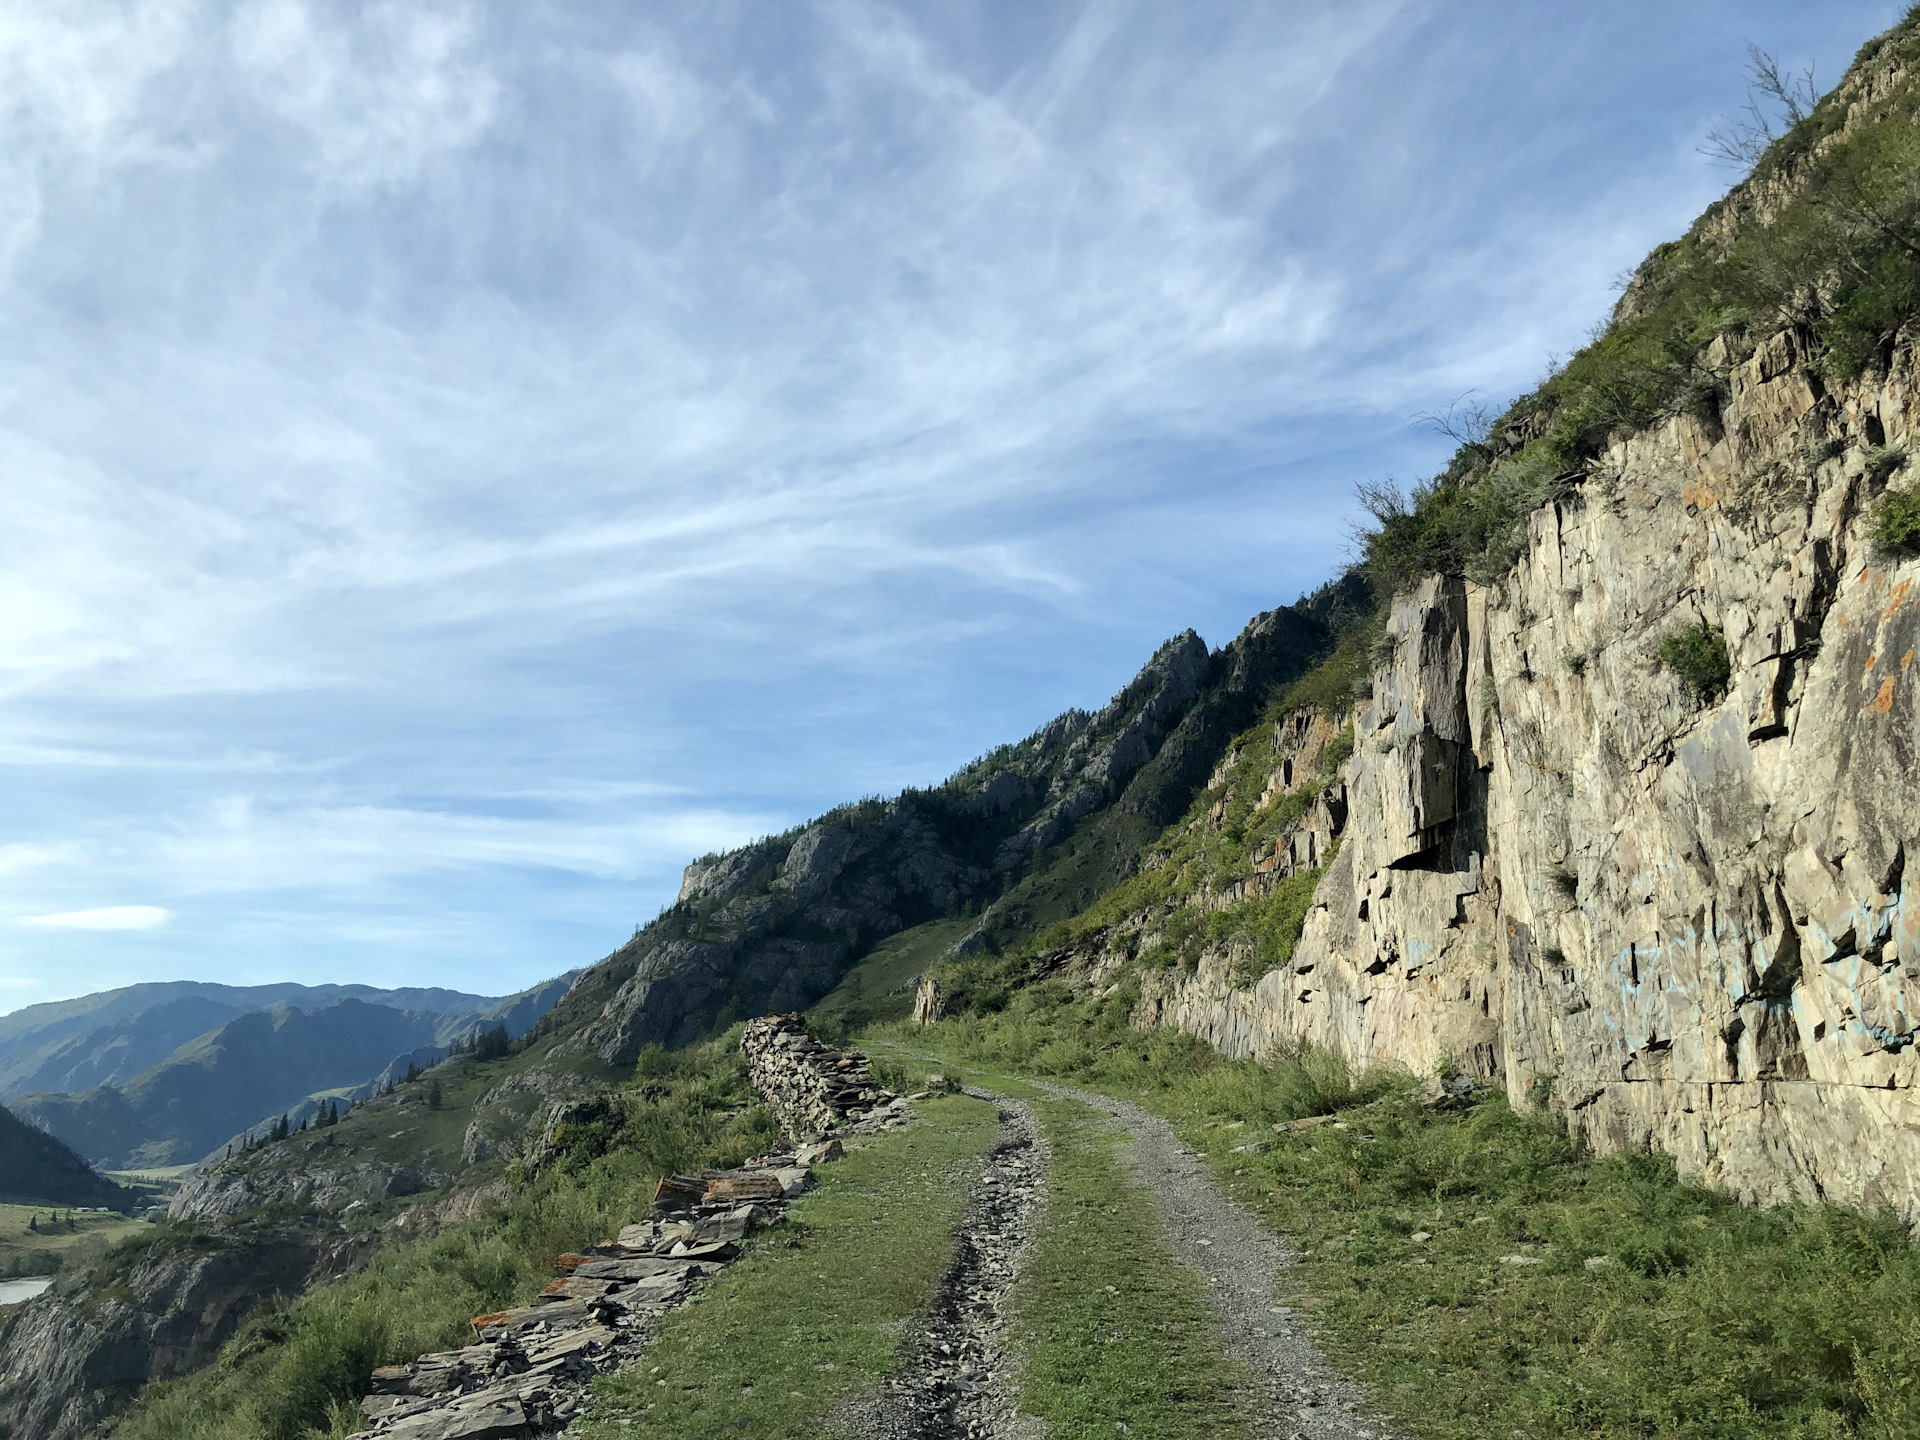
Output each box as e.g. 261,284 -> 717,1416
27,1216 -> 37,1232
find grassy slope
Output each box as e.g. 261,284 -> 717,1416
110,1034 -> 779,1440
807,915 -> 975,1033
894,991 -> 1920,1440
934,622 -> 1375,1017
1358,7 -> 1920,593
0,1203 -> 149,1279
577,1091 -> 1000,1439
0,1102 -> 139,1210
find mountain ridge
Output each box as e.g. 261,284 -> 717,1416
0,979 -> 522,1102
11,974 -> 577,1170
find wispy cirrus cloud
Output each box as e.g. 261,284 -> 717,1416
0,0 -> 1893,1012
22,905 -> 169,931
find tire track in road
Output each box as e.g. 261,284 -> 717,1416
851,1093 -> 1047,1440
1026,1080 -> 1394,1440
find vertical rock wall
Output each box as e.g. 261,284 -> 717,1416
1137,329 -> 1920,1219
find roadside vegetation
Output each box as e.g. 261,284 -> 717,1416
893,988 -> 1920,1440
577,1091 -> 1000,1439
110,1034 -> 780,1440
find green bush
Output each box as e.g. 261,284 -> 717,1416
1658,626 -> 1732,700
1205,861 -> 1330,976
1871,488 -> 1920,553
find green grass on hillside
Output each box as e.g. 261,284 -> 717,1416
109,1035 -> 781,1440
0,1203 -> 149,1278
892,990 -> 1920,1440
1012,1096 -> 1258,1440
808,916 -> 975,1035
577,1091 -> 1000,1440
1357,7 -> 1920,595
934,637 -> 1365,1015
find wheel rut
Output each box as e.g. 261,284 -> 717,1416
1031,1080 -> 1395,1440
851,1092 -> 1047,1440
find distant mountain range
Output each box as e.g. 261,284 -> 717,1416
0,1102 -> 136,1209
3,976 -> 576,1170
0,980 -> 528,1101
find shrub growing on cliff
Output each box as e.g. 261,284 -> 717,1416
1870,487 -> 1920,553
1355,9 -> 1920,597
1658,626 -> 1732,700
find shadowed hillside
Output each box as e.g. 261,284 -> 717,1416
0,1103 -> 136,1209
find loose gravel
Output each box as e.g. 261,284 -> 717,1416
1032,1081 -> 1395,1440
851,1094 -> 1047,1440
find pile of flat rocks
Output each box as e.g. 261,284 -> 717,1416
352,1018 -> 921,1438
351,1143 -> 841,1438
741,1013 -> 898,1138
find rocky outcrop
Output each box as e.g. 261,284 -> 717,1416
578,597 -> 1340,1067
911,975 -> 945,1025
741,1014 -> 895,1139
1133,329 -> 1920,1219
463,1068 -> 589,1167
0,1223 -> 341,1440
169,1148 -> 433,1221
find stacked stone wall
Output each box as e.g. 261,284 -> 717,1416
741,1014 -> 894,1139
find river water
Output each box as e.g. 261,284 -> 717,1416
0,1278 -> 53,1305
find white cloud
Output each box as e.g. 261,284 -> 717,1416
22,904 -> 170,930
0,0 -> 1889,993
229,0 -> 499,191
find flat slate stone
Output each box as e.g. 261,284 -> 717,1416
523,1324 -> 617,1364
478,1299 -> 596,1339
386,1398 -> 528,1440
537,1276 -> 622,1303
571,1257 -> 699,1281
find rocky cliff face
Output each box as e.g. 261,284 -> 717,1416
0,1223 -> 341,1440
1132,329 -> 1920,1218
577,599 -> 1340,1066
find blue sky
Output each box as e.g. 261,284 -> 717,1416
0,0 -> 1898,1010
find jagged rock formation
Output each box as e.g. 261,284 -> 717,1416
578,595 -> 1345,1066
1127,328 -> 1920,1218
0,1223 -> 343,1440
741,1014 -> 893,1139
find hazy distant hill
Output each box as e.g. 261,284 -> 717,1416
0,980 -> 514,1101
0,1103 -> 136,1209
10,976 -> 577,1169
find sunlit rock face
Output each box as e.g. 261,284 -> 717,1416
1139,332 -> 1920,1218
